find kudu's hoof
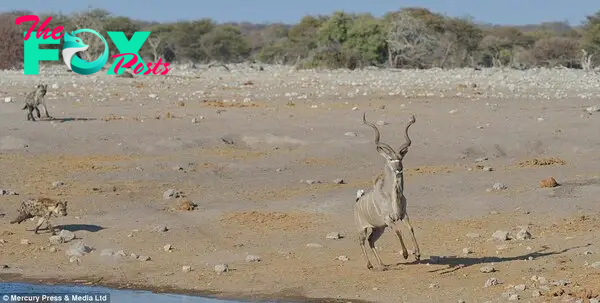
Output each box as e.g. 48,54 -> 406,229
402,251 -> 409,260
366,263 -> 374,270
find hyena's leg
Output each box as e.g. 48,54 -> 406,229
34,106 -> 41,118
34,217 -> 46,234
42,100 -> 51,118
27,106 -> 36,121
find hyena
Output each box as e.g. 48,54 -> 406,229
22,84 -> 51,121
10,198 -> 68,234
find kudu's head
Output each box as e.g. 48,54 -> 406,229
362,113 -> 416,178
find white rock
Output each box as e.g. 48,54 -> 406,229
336,255 -> 349,261
492,230 -> 510,241
182,266 -> 192,272
245,255 -> 261,262
326,232 -> 341,240
515,229 -> 532,240
4,97 -> 12,103
214,264 -> 228,273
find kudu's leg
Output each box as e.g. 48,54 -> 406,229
387,220 -> 409,260
368,227 -> 387,270
402,213 -> 421,261
358,228 -> 373,269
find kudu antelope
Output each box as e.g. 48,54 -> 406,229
353,113 -> 420,270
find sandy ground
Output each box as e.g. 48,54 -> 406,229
1,65 -> 600,303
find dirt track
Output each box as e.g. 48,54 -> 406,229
1,65 -> 600,302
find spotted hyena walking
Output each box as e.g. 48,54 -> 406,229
10,198 -> 68,234
22,84 -> 51,121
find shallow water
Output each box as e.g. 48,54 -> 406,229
0,282 -> 250,303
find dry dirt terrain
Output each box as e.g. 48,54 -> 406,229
1,64 -> 600,303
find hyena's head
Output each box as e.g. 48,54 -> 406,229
53,201 -> 68,217
36,84 -> 47,95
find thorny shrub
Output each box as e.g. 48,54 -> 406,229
0,13 -> 24,70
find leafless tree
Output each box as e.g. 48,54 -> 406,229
69,7 -> 110,61
581,49 -> 594,71
386,11 -> 439,68
147,37 -> 163,62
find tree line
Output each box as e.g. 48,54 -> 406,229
1,7 -> 600,70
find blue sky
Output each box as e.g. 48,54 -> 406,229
1,0 -> 598,25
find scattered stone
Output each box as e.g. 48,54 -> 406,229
484,277 -> 501,287
49,236 -> 63,245
182,266 -> 192,272
344,132 -> 357,137
514,284 -> 526,291
214,264 -> 228,273
479,266 -> 496,273
163,189 -> 182,199
130,253 -> 139,260
332,178 -> 345,184
65,241 -> 92,257
178,199 -> 197,211
540,177 -> 559,188
138,255 -> 151,261
589,261 -> 600,269
100,249 -> 115,257
482,166 -> 493,171
0,189 -> 17,196
429,283 -> 439,289
449,109 -> 458,114
304,180 -> 321,185
4,97 -> 12,103
532,290 -> 542,297
48,247 -> 57,253
376,120 -> 388,126
462,247 -> 472,255
163,244 -> 172,252
152,225 -> 168,233
52,181 -> 65,188
586,105 -> 600,113
326,232 -> 342,240
515,228 -> 532,240
20,239 -> 30,245
58,230 -> 75,242
2,264 -> 9,269
69,255 -> 81,264
149,94 -> 157,98
508,294 -> 519,301
538,277 -> 547,284
475,157 -> 488,163
336,255 -> 349,261
491,182 -> 507,191
172,165 -> 184,171
457,299 -> 465,303
0,239 -> 5,243
583,251 -> 593,255
245,255 -> 261,262
306,243 -> 323,248
589,298 -> 599,303
492,230 -> 510,241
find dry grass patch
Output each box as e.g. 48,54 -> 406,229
201,99 -> 262,108
517,157 -> 566,167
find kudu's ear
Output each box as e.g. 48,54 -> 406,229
376,146 -> 394,161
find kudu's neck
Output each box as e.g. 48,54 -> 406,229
381,163 -> 403,202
